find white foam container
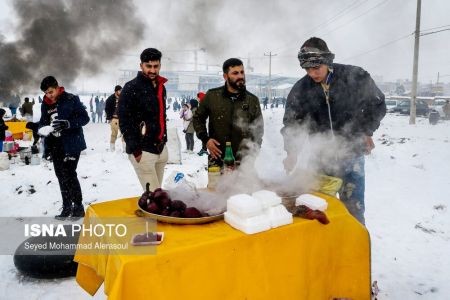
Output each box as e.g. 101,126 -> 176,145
224,211 -> 271,235
265,205 -> 293,228
295,194 -> 328,212
251,190 -> 281,209
227,194 -> 263,218
0,152 -> 10,171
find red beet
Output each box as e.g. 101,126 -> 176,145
183,207 -> 203,218
171,200 -> 187,212
138,194 -> 148,208
170,211 -> 181,217
153,190 -> 170,204
147,202 -> 160,214
160,197 -> 172,210
160,209 -> 171,216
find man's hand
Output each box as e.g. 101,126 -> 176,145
206,139 -> 221,159
283,153 -> 297,174
52,119 -> 70,132
364,136 -> 375,155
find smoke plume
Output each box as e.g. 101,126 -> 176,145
0,0 -> 144,105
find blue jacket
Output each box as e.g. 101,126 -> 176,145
39,90 -> 89,156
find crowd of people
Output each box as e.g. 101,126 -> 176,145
1,37 -> 390,225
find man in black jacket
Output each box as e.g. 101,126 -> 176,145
105,85 -> 122,151
119,48 -> 168,192
282,37 -> 386,224
39,76 -> 90,219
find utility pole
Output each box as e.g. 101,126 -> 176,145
264,52 -> 277,103
410,0 -> 421,125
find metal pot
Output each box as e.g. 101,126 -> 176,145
19,148 -> 32,161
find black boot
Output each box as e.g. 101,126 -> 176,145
71,203 -> 85,219
55,205 -> 72,220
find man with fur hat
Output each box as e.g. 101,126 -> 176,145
282,37 -> 386,224
105,85 -> 123,151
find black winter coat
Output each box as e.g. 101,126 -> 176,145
282,63 -> 386,154
39,91 -> 89,156
118,72 -> 168,155
104,94 -> 117,121
0,118 -> 8,141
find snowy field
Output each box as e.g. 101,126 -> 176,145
0,99 -> 449,299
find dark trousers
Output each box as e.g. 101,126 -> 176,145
52,152 -> 83,208
331,156 -> 365,224
185,133 -> 194,151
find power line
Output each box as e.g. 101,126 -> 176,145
420,24 -> 450,33
301,0 -> 369,39
420,28 -> 450,36
341,33 -> 413,62
273,0 -> 369,53
320,0 -> 391,37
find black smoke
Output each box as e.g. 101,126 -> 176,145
0,0 -> 144,105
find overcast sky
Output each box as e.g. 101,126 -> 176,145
0,0 -> 449,93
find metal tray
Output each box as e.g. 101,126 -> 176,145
135,207 -> 224,225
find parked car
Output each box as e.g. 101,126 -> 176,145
389,99 -> 430,116
385,100 -> 398,111
430,99 -> 447,118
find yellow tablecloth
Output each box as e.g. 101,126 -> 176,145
5,121 -> 31,140
74,193 -> 371,300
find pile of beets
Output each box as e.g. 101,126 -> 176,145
138,183 -> 205,218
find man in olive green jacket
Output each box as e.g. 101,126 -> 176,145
193,58 -> 264,164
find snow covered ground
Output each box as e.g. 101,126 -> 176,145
0,100 -> 449,299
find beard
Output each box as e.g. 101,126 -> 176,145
228,78 -> 246,92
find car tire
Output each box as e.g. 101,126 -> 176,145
13,225 -> 80,279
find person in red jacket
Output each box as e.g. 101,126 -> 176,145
195,91 -> 208,156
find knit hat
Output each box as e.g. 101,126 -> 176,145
197,92 -> 206,102
298,37 -> 335,68
190,99 -> 199,109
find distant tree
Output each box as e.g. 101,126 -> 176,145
395,84 -> 405,95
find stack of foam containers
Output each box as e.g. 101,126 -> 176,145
252,190 -> 293,228
224,190 -> 293,235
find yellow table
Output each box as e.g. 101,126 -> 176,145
74,194 -> 371,300
5,121 -> 32,140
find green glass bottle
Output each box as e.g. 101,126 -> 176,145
223,141 -> 235,174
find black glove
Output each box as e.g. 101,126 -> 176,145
52,119 -> 70,132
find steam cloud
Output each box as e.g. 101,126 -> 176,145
0,0 -> 144,105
